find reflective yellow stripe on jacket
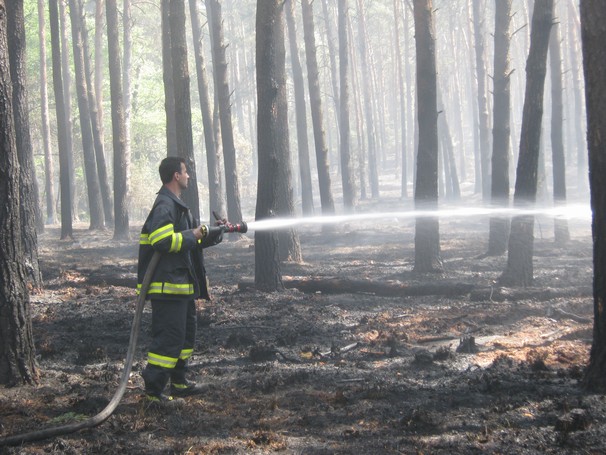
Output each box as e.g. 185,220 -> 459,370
146,224 -> 184,253
136,282 -> 194,296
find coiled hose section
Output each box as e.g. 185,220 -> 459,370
0,251 -> 162,447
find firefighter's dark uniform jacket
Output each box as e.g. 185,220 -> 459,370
137,186 -> 211,395
137,186 -> 210,301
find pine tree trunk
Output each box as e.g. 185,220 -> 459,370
356,0 -> 379,198
255,0 -> 288,291
549,20 -> 570,244
7,0 -> 43,287
169,0 -> 200,220
0,0 -> 38,384
301,0 -> 335,216
37,0 -> 57,226
106,0 -> 130,240
49,0 -> 74,240
161,0 -> 177,157
285,0 -> 314,216
189,0 -> 224,219
394,0 -> 408,199
487,0 -> 513,256
413,0 -> 442,273
338,0 -> 356,211
580,0 -> 606,391
69,0 -> 105,230
499,0 -> 554,287
206,0 -> 243,225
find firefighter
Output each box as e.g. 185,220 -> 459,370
137,156 -> 223,406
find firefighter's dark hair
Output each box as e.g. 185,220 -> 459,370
159,157 -> 186,184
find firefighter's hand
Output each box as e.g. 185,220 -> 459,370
199,224 -> 223,248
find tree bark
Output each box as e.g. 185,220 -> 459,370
580,0 -> 606,391
255,0 -> 287,291
81,6 -> 113,225
206,0 -> 243,225
189,0 -> 224,219
7,0 -> 43,287
285,0 -> 314,216
301,0 -> 335,216
49,0 -> 74,240
168,0 -> 200,220
394,0 -> 408,199
499,0 -> 554,287
106,0 -> 130,240
549,19 -> 570,244
0,0 -> 38,385
161,0 -> 177,157
487,0 -> 513,256
37,0 -> 57,226
69,0 -> 105,230
413,0 -> 442,273
338,0 -> 356,211
356,0 -> 379,198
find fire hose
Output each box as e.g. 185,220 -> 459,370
0,220 -> 247,447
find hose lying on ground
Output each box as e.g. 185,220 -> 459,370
0,252 -> 162,447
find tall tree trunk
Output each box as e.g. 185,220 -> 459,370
581,0 -> 606,392
161,0 -> 177,156
255,0 -> 288,291
472,0 -> 491,201
59,0 -> 77,218
122,0 -> 133,196
38,0 -> 57,226
49,0 -> 74,240
189,0 -> 224,219
69,0 -> 105,230
301,0 -> 335,216
395,0 -> 408,199
567,0 -> 588,194
487,0 -> 513,256
0,0 -> 38,385
168,0 -> 200,220
285,0 -> 314,216
81,6 -> 113,224
356,0 -> 379,198
94,0 -> 105,141
7,0 -> 43,288
321,0 -> 341,128
413,0 -> 442,273
206,0 -> 243,226
106,0 -> 130,240
549,19 -> 570,244
338,0 -> 356,211
499,0 -> 554,287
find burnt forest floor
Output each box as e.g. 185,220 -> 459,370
1,196 -> 604,454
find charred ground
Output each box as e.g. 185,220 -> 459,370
0,204 -> 602,454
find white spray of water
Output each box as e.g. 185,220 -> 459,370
245,203 -> 592,232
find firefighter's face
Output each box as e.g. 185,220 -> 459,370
175,163 -> 189,189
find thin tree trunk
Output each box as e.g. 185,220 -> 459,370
338,0 -> 356,211
499,0 -> 553,287
7,0 -> 43,288
122,0 -> 133,211
106,0 -> 130,240
285,0 -> 314,216
38,0 -> 57,226
356,0 -> 379,198
301,0 -> 335,215
81,6 -> 113,224
161,0 -> 177,156
413,0 -> 442,273
189,0 -> 224,219
394,0 -> 408,199
487,0 -> 513,256
549,19 -> 570,244
69,0 -> 105,230
49,0 -> 74,240
206,0 -> 243,225
169,0 -> 200,220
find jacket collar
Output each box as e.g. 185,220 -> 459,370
158,186 -> 189,210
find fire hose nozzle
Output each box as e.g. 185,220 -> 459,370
220,220 -> 248,234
